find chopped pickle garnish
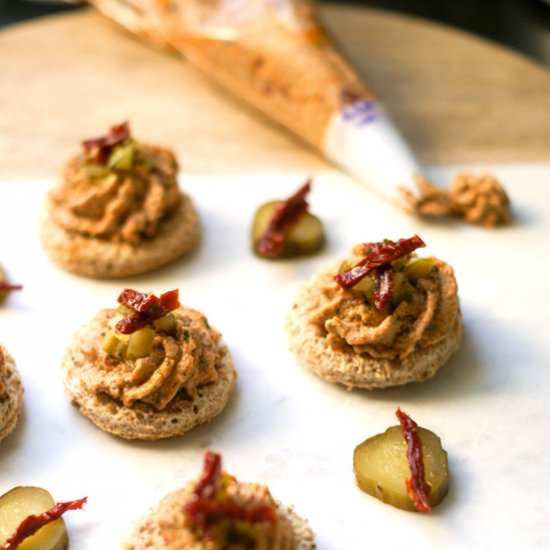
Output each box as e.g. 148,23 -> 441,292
102,331 -> 120,356
391,255 -> 410,270
117,305 -> 134,317
405,257 -> 437,282
353,425 -> 448,512
153,313 -> 176,334
338,260 -> 353,274
391,272 -> 414,306
352,274 -> 375,299
102,331 -> 128,358
126,327 -> 156,360
79,164 -> 109,179
108,143 -> 135,171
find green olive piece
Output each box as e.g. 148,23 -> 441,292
126,327 -> 156,360
251,201 -> 324,258
405,257 -> 437,282
353,426 -> 449,511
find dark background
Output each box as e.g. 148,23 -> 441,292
1,0 -> 550,67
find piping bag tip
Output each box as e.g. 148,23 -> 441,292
324,99 -> 422,205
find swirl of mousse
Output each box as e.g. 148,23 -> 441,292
42,122 -> 200,278
287,236 -> 463,389
63,289 -> 236,440
123,451 -> 315,550
0,345 -> 23,444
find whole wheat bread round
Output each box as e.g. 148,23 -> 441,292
287,269 -> 463,390
63,320 -> 236,441
41,192 -> 200,279
123,487 -> 315,550
0,346 -> 24,443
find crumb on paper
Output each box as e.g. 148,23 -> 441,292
400,173 -> 512,228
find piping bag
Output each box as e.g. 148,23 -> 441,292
89,0 -> 510,226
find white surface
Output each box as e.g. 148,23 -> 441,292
0,165 -> 549,549
324,105 -> 421,202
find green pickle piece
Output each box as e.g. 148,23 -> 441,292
391,272 -> 414,306
352,275 -> 375,300
338,260 -> 353,274
251,201 -> 324,258
80,163 -> 109,179
153,313 -> 176,334
353,426 -> 449,512
0,265 -> 6,302
102,331 -> 127,358
108,143 -> 135,171
117,305 -> 134,317
126,327 -> 156,360
405,257 -> 437,282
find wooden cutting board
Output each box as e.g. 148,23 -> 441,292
1,4 -> 549,179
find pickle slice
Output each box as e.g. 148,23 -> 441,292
0,265 -> 6,302
0,487 -> 68,550
251,201 -> 324,258
354,426 -> 449,511
126,327 -> 156,360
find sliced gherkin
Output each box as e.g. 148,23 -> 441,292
251,201 -> 324,258
353,425 -> 449,512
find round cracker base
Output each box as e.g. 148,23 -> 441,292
123,488 -> 315,550
0,346 -> 24,443
286,269 -> 463,390
63,328 -> 236,441
41,192 -> 200,279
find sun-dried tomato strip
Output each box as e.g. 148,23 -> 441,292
159,289 -> 180,312
0,497 -> 87,550
335,235 -> 426,289
118,289 -> 160,313
81,121 -> 130,164
395,408 -> 432,513
185,451 -> 278,538
0,282 -> 22,292
193,450 -> 222,499
373,266 -> 394,310
184,499 -> 277,532
257,180 -> 311,257
115,288 -> 180,334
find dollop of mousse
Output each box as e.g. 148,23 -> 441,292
309,245 -> 460,360
80,307 -> 220,411
142,451 -> 297,550
401,173 -> 512,228
49,123 -> 182,244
